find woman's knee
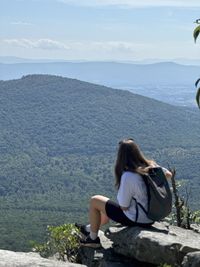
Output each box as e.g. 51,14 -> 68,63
90,195 -> 109,211
90,195 -> 101,207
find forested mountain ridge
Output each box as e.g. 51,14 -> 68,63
1,74 -> 199,152
0,74 -> 200,251
1,61 -> 199,106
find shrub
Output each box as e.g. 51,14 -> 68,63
32,223 -> 80,262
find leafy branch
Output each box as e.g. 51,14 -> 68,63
169,167 -> 200,228
32,224 -> 81,262
193,19 -> 200,108
195,79 -> 200,108
193,19 -> 200,42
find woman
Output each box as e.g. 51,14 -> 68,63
77,138 -> 172,248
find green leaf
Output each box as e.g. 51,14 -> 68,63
196,87 -> 200,108
193,25 -> 200,42
194,19 -> 200,24
195,78 -> 200,88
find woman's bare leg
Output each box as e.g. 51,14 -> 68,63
89,195 -> 109,233
100,212 -> 110,225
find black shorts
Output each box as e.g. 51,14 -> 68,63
105,199 -> 153,227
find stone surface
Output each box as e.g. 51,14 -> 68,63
105,222 -> 200,266
3,223 -> 200,267
190,224 -> 200,234
182,251 -> 200,267
79,231 -> 155,267
0,249 -> 86,267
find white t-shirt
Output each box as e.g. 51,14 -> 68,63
117,171 -> 153,223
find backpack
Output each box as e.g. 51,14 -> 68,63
133,167 -> 172,222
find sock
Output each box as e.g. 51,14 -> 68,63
89,231 -> 98,240
85,224 -> 90,233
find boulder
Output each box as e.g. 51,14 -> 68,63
190,224 -> 200,234
182,252 -> 200,267
105,222 -> 200,266
79,231 -> 156,267
0,249 -> 86,267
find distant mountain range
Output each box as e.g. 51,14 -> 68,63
1,56 -> 200,65
1,58 -> 200,107
0,74 -> 200,251
1,60 -> 199,85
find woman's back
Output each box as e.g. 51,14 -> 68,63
117,171 -> 153,223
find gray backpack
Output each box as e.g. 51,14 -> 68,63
133,167 -> 172,222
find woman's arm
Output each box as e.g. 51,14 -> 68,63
162,167 -> 173,179
120,206 -> 129,211
165,170 -> 173,179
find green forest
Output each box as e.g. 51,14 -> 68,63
0,74 -> 200,251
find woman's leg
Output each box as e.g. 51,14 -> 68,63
89,195 -> 109,234
80,195 -> 110,246
100,212 -> 110,226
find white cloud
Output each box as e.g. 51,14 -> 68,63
4,39 -> 70,50
58,0 -> 200,8
10,21 -> 33,26
1,39 -> 149,59
75,41 -> 137,53
3,39 -> 142,53
63,41 -> 148,60
4,39 -> 197,61
69,41 -> 149,55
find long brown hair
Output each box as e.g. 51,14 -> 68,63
114,138 -> 155,189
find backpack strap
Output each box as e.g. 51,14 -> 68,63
132,197 -> 139,222
141,174 -> 151,213
137,202 -> 148,215
132,174 -> 150,221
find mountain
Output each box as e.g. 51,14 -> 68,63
2,56 -> 200,66
1,61 -> 199,85
0,56 -> 88,64
1,61 -> 199,107
0,75 -> 200,252
0,56 -> 70,64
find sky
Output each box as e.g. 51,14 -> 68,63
1,0 -> 200,61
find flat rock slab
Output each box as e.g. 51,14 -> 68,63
105,222 -> 200,266
79,231 -> 155,267
0,249 -> 86,267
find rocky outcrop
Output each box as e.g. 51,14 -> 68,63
79,222 -> 200,267
79,231 -> 154,267
106,222 -> 200,266
0,249 -> 86,267
1,222 -> 200,267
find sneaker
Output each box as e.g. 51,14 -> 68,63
80,236 -> 101,248
74,223 -> 90,237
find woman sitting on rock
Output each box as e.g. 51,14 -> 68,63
76,138 -> 172,248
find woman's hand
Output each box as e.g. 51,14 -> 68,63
165,170 -> 173,180
120,206 -> 128,211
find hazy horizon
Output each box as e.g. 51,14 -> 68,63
1,0 -> 200,62
1,55 -> 200,66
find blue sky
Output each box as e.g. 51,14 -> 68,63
1,0 -> 200,61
